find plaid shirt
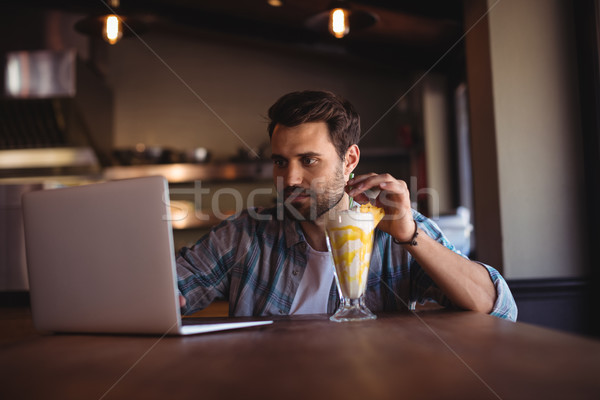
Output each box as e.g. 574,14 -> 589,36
177,207 -> 518,321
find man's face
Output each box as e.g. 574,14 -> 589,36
271,122 -> 346,221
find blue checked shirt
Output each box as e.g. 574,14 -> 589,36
177,207 -> 518,321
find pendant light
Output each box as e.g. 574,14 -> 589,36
329,4 -> 350,39
103,13 -> 123,45
75,0 -> 147,45
306,1 -> 378,40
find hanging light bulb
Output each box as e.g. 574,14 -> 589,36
328,7 -> 349,39
306,1 -> 377,40
103,0 -> 123,45
75,0 -> 147,45
103,15 -> 123,45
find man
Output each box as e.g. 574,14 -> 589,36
177,90 -> 517,321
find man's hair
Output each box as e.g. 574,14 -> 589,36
267,90 -> 360,160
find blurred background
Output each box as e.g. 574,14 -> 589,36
0,0 -> 598,337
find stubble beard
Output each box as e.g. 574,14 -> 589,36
279,164 -> 346,222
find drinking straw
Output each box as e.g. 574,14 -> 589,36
348,173 -> 355,209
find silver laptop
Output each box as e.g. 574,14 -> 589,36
22,176 -> 272,335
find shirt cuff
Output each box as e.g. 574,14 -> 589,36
477,262 -> 518,322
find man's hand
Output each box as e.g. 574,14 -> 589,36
347,173 -> 414,241
179,294 -> 186,308
347,172 -> 496,314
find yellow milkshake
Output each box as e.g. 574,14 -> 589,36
326,210 -> 374,299
326,203 -> 383,322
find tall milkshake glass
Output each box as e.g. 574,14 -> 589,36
326,209 -> 377,322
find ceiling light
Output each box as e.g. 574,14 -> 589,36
74,0 -> 147,45
103,15 -> 123,45
305,1 -> 378,39
329,7 -> 350,38
267,0 -> 284,7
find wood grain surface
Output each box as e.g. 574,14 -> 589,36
1,309 -> 599,400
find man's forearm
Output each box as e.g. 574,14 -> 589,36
400,229 -> 496,313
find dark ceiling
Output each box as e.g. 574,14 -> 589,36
11,0 -> 465,68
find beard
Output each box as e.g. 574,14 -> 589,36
277,164 -> 346,221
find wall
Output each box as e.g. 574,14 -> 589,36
487,0 -> 587,279
105,29 -> 409,161
422,74 -> 453,215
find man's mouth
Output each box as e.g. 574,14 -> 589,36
284,187 -> 312,202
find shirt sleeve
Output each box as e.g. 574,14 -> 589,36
176,217 -> 243,315
477,262 -> 518,321
409,210 -> 518,321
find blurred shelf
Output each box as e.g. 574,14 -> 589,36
0,147 -> 99,169
103,161 -> 273,183
0,147 -> 101,180
170,200 -> 237,230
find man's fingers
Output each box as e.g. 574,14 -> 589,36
350,192 -> 370,204
347,173 -> 399,197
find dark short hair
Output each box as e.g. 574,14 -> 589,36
267,90 -> 360,160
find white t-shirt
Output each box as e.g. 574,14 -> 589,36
289,244 -> 335,314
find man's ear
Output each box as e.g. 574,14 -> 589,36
344,144 -> 360,176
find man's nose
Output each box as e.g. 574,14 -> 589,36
283,163 -> 303,187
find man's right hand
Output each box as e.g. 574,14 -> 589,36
179,294 -> 186,308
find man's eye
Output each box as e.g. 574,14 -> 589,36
273,159 -> 286,167
302,158 -> 317,166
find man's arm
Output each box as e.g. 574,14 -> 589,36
401,225 -> 496,313
348,173 -> 496,313
176,222 -> 235,314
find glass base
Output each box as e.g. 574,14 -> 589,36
330,297 -> 377,322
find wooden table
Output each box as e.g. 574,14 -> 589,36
1,309 -> 599,400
